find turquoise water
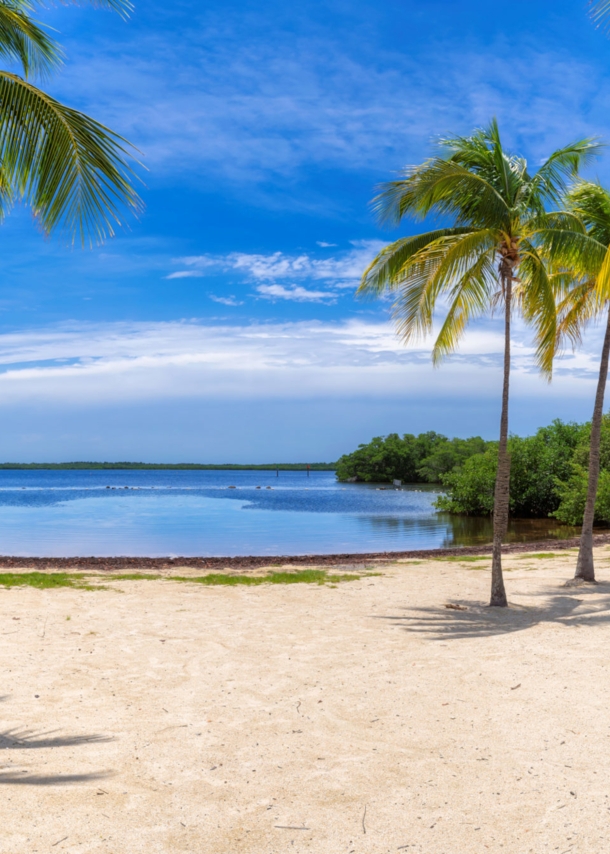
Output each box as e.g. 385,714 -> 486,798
0,469 -> 578,557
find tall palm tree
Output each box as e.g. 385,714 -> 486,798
541,181 -> 610,583
0,0 -> 140,244
357,120 -> 598,607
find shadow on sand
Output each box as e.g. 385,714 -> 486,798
379,581 -> 610,640
0,726 -> 115,785
0,770 -> 113,785
0,729 -> 113,750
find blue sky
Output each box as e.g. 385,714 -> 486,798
1,0 -> 610,461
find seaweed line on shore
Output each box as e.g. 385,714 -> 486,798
0,533 -> 606,571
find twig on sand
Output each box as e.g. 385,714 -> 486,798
51,837 -> 68,847
274,825 -> 310,830
362,804 -> 367,834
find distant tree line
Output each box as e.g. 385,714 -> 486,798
0,462 -> 336,471
335,432 -> 489,485
337,417 -> 610,527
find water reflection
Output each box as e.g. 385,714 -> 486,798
359,512 -> 580,548
0,469 -> 586,556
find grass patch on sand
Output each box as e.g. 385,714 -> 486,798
0,572 -> 97,590
510,552 -> 568,560
0,569 -> 379,590
173,569 -> 371,586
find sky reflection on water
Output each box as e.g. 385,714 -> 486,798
0,469 -> 579,556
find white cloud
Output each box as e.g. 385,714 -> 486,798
209,295 -> 244,306
0,318 -> 602,410
169,240 -> 385,292
165,270 -> 204,279
317,241 -> 337,247
256,284 -> 336,303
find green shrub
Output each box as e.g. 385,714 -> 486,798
435,419 -> 585,517
553,415 -> 610,525
335,431 -> 489,484
434,449 -> 497,515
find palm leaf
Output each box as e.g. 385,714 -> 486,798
428,250 -> 497,364
589,0 -> 610,30
533,227 -> 606,278
372,159 -> 509,228
358,227 -> 473,296
0,71 -> 142,244
556,280 -> 599,349
388,231 -> 497,346
517,242 -> 562,377
0,1 -> 60,78
29,0 -> 133,17
528,139 -> 602,205
565,180 -> 610,245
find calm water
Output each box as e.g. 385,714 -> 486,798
0,469 -> 579,557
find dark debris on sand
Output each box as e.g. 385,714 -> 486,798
0,533 -> 607,572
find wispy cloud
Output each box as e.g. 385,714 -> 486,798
52,20 -> 610,199
166,241 -> 384,297
256,284 -> 336,303
0,318 -> 602,408
165,270 -> 204,279
209,295 -> 243,306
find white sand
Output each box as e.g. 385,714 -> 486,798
1,549 -> 610,852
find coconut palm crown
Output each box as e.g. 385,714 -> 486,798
358,120 -> 599,607
0,0 -> 141,245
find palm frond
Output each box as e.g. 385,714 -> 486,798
386,231 -> 497,346
428,251 -> 497,364
589,0 -> 610,31
533,227 -> 606,278
358,227 -> 473,297
0,1 -> 61,78
592,244 -> 610,306
29,0 -> 133,18
517,243 -> 562,377
565,180 -> 610,245
421,228 -> 498,294
529,210 -> 586,233
529,139 -> 602,205
556,280 -> 599,349
372,159 -> 509,228
0,71 -> 142,244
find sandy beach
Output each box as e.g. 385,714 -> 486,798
1,548 -> 610,853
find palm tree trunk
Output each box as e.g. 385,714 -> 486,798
574,306 -> 610,582
490,274 -> 511,607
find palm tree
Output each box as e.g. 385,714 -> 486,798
357,120 -> 598,607
541,181 -> 610,583
0,0 -> 140,244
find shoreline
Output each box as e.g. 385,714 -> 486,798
0,530 -> 604,570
